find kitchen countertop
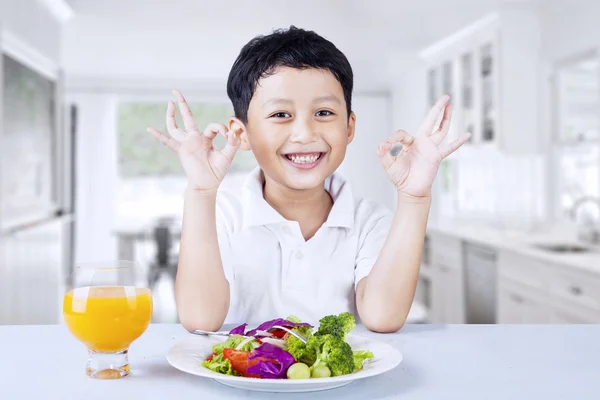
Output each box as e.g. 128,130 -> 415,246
427,220 -> 600,274
2,323 -> 599,399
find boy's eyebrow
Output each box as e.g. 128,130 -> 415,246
262,98 -> 293,109
262,95 -> 341,109
313,95 -> 341,104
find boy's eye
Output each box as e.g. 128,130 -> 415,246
271,112 -> 291,118
315,110 -> 334,117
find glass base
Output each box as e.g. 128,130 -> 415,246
86,349 -> 130,379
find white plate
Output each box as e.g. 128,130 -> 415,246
166,333 -> 403,393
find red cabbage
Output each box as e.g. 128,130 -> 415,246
246,343 -> 296,379
228,323 -> 247,335
246,318 -> 313,337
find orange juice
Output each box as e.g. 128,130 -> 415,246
63,286 -> 152,353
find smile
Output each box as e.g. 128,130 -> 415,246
283,152 -> 325,169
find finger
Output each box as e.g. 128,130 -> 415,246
172,89 -> 200,133
377,140 -> 395,171
389,129 -> 415,147
203,123 -> 228,141
419,95 -> 450,136
219,130 -> 240,162
166,101 -> 186,141
431,104 -> 453,145
439,132 -> 471,159
147,127 -> 181,152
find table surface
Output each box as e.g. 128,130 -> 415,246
1,323 -> 599,399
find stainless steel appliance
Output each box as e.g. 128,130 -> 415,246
0,42 -> 74,324
464,243 -> 497,324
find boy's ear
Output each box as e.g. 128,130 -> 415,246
229,117 -> 251,151
347,112 -> 356,145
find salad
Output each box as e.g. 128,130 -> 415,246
202,312 -> 374,379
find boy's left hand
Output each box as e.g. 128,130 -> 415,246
377,95 -> 471,199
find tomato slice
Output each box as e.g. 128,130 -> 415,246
270,329 -> 287,339
206,353 -> 215,362
223,348 -> 277,378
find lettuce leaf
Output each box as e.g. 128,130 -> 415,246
201,353 -> 239,376
212,334 -> 247,354
353,350 -> 374,371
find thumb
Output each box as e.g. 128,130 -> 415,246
219,130 -> 240,162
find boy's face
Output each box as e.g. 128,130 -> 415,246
237,67 -> 355,191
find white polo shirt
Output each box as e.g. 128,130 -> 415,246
216,167 -> 392,325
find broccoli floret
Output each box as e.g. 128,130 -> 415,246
286,334 -> 318,366
353,350 -> 374,371
283,315 -> 317,364
286,313 -> 357,375
310,334 -> 355,377
315,312 -> 356,340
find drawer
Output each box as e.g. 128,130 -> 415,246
430,232 -> 463,269
546,266 -> 600,311
497,251 -> 547,290
497,278 -> 551,324
549,304 -> 600,324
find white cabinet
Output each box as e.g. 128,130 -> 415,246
435,262 -> 464,323
497,279 -> 550,324
0,218 -> 69,325
549,305 -> 600,324
419,7 -> 542,154
497,249 -> 600,324
428,232 -> 465,323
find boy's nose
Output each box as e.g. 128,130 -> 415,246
289,118 -> 318,144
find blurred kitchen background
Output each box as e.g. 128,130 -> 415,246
0,0 -> 599,325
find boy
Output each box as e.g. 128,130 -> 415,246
148,27 -> 470,333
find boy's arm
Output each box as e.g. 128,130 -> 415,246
175,189 -> 230,332
356,95 -> 470,333
147,90 -> 240,332
355,193 -> 430,333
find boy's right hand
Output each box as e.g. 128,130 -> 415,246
147,90 -> 240,192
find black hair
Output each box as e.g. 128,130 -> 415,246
226,26 -> 353,123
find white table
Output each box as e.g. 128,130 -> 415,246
2,324 -> 599,399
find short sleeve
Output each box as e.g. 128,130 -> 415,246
354,204 -> 393,288
215,190 -> 244,324
215,196 -> 235,285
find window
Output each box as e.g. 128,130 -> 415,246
553,54 -> 599,219
117,101 -> 257,223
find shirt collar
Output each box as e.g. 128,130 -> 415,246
241,167 -> 355,230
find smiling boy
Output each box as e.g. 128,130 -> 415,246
148,26 -> 470,333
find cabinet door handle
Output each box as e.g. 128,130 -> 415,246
510,294 -> 524,304
569,286 -> 583,296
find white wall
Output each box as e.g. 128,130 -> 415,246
340,93 -> 396,211
388,52 -> 428,211
540,1 -> 600,62
71,93 -> 118,264
0,0 -> 62,63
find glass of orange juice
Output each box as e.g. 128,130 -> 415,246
63,260 -> 153,379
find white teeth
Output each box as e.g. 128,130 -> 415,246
289,154 -> 320,164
